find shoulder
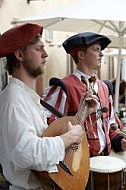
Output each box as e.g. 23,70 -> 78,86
97,79 -> 113,96
102,80 -> 113,95
62,74 -> 81,86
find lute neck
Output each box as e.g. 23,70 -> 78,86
76,75 -> 96,127
76,100 -> 89,126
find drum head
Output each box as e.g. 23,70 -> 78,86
90,156 -> 125,173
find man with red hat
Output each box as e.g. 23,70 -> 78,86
0,24 -> 99,190
42,32 -> 126,188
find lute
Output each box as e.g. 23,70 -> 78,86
33,76 -> 96,190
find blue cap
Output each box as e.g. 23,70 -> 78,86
62,32 -> 111,56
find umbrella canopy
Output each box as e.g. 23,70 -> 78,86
105,48 -> 126,57
16,0 -> 126,112
17,0 -> 126,34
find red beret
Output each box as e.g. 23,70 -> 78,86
0,23 -> 43,58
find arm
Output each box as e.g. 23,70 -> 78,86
121,136 -> 126,151
1,101 -> 66,173
111,134 -> 124,152
109,95 -> 126,151
61,93 -> 98,149
60,121 -> 83,149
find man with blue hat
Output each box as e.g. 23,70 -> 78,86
0,24 -> 101,190
42,32 -> 126,188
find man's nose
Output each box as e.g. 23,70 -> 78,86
100,51 -> 103,56
42,50 -> 48,58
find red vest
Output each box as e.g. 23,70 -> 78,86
45,74 -> 122,156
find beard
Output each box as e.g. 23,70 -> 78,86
22,57 -> 44,78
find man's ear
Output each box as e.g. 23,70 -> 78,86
77,51 -> 85,59
14,49 -> 24,61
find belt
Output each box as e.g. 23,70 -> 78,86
90,150 -> 108,157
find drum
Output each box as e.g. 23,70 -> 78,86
109,150 -> 126,189
90,156 -> 125,190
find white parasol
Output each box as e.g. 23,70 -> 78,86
16,0 -> 126,111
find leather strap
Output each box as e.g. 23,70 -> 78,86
40,99 -> 65,118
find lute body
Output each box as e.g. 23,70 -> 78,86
34,116 -> 89,190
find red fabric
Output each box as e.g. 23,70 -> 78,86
44,85 -> 57,102
43,74 -> 122,156
63,74 -> 86,115
0,23 -> 43,58
70,46 -> 86,56
69,41 -> 101,56
62,75 -> 122,155
47,89 -> 64,125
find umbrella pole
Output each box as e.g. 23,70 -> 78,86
114,33 -> 123,112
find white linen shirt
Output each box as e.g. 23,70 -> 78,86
0,78 -> 65,190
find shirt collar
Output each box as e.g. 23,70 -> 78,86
73,70 -> 91,80
10,77 -> 40,104
73,70 -> 98,81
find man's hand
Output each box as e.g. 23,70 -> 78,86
80,93 -> 98,116
85,94 -> 98,115
121,136 -> 126,151
60,121 -> 83,149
